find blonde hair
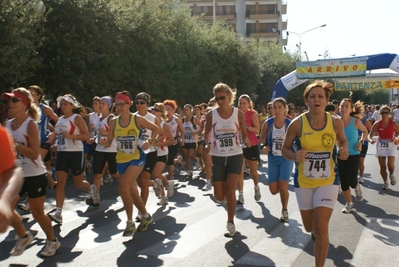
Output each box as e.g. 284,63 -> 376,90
14,87 -> 40,121
154,102 -> 167,120
213,82 -> 236,106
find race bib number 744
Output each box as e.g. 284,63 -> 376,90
303,152 -> 331,179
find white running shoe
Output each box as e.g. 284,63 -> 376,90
187,170 -> 193,178
341,203 -> 354,214
153,179 -> 162,198
224,222 -> 236,237
358,176 -> 364,184
40,238 -> 61,257
280,210 -> 289,222
355,186 -> 364,202
389,174 -> 396,186
237,194 -> 245,205
202,180 -> 212,191
166,180 -> 174,197
157,196 -> 168,205
17,199 -> 30,212
10,231 -> 34,256
48,209 -> 63,224
383,181 -> 389,190
104,175 -> 113,184
254,185 -> 261,201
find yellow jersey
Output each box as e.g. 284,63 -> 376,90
294,112 -> 338,188
114,114 -> 142,163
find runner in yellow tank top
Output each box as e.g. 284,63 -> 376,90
114,114 -> 142,163
282,80 -> 348,267
101,91 -> 160,237
296,112 -> 337,188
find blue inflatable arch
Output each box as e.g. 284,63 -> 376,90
271,53 -> 399,100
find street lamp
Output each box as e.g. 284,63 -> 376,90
285,24 -> 327,60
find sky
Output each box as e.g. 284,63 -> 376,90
284,0 -> 398,66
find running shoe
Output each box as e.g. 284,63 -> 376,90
187,170 -> 193,179
123,221 -> 137,236
244,167 -> 250,175
358,176 -> 364,184
157,196 -> 168,205
104,175 -> 113,184
224,222 -> 236,237
280,210 -> 289,222
48,209 -> 63,224
389,174 -> 397,186
17,199 -> 30,213
237,194 -> 245,205
202,180 -> 212,191
254,185 -> 261,201
138,214 -> 153,232
153,179 -> 162,198
85,197 -> 99,207
383,181 -> 389,190
166,180 -> 175,197
355,186 -> 364,202
10,231 -> 34,256
40,238 -> 61,257
100,178 -> 104,187
341,203 -> 353,214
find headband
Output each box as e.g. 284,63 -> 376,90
57,95 -> 77,107
2,91 -> 30,108
101,96 -> 112,108
135,93 -> 149,103
115,94 -> 131,104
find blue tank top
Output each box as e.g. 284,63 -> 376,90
344,117 -> 360,156
39,103 -> 49,143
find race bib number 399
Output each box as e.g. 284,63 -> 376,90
303,152 -> 331,179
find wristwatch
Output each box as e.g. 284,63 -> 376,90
14,142 -> 20,148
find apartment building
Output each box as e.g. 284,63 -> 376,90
183,0 -> 287,44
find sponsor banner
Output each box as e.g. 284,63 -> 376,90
296,59 -> 367,79
335,80 -> 399,91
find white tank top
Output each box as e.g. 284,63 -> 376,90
182,116 -> 197,144
209,107 -> 243,157
166,115 -> 180,145
156,120 -> 169,156
6,118 -> 46,176
88,112 -> 100,138
136,112 -> 157,153
55,114 -> 83,152
271,123 -> 286,156
95,114 -> 117,152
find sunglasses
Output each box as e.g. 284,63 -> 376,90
135,100 -> 147,105
153,108 -> 161,112
215,95 -> 227,102
29,91 -> 39,96
10,98 -> 22,103
115,102 -> 128,107
380,112 -> 390,115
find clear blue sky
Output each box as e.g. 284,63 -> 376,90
284,0 -> 398,62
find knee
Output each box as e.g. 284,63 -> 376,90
269,188 -> 279,195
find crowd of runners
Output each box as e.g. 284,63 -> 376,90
0,81 -> 398,267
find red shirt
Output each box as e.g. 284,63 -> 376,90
377,119 -> 395,141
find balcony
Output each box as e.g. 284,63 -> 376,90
246,11 -> 279,20
281,3 -> 287,15
247,31 -> 280,38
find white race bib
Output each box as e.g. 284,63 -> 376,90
303,152 -> 331,179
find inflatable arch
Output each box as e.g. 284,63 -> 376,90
271,53 -> 399,100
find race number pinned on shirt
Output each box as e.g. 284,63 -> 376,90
303,152 -> 331,179
116,136 -> 137,154
216,132 -> 236,154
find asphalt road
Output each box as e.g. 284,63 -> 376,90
0,144 -> 398,267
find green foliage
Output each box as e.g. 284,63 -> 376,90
0,0 -> 45,88
1,0 -> 298,107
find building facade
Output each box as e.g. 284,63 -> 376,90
183,0 -> 287,44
